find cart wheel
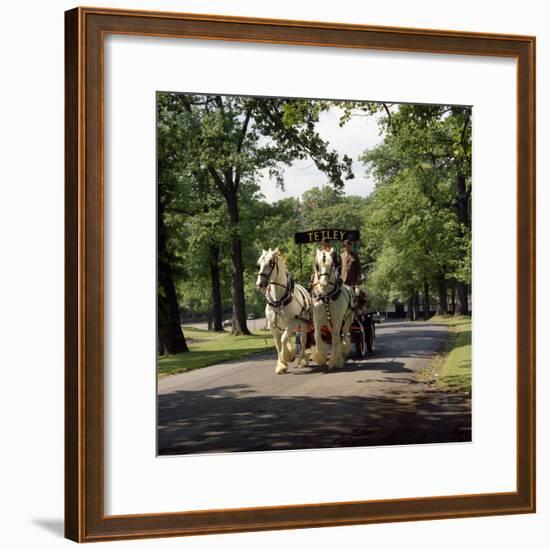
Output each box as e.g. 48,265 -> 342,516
366,318 -> 374,353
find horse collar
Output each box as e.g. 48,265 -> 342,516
330,286 -> 342,301
316,281 -> 341,301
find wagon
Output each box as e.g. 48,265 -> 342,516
293,229 -> 375,359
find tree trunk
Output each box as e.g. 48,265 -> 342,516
158,199 -> 189,354
406,295 -> 414,321
437,272 -> 447,315
225,192 -> 251,335
423,279 -> 430,320
413,290 -> 419,321
451,279 -> 456,315
455,173 -> 471,317
456,174 -> 470,228
209,244 -> 224,331
455,281 -> 469,315
158,255 -> 189,354
157,336 -> 164,356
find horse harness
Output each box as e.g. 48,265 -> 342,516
313,252 -> 355,330
314,251 -> 343,300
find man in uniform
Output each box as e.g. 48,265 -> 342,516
340,239 -> 362,287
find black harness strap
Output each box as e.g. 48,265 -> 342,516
266,271 -> 295,309
293,284 -> 312,323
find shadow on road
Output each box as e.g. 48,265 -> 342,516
292,360 -> 414,375
158,382 -> 471,455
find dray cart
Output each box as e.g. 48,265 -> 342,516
294,229 -> 375,358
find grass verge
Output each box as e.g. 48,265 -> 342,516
420,315 -> 472,395
157,327 -> 275,378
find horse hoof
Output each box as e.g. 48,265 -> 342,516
276,362 -> 288,374
311,349 -> 326,366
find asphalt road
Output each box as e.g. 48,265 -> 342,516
158,320 -> 471,455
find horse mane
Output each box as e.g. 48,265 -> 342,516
274,249 -> 286,261
257,247 -> 287,268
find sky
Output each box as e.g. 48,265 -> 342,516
258,106 -> 384,203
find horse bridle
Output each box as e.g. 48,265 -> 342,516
257,254 -> 295,309
257,255 -> 278,286
315,251 -> 340,299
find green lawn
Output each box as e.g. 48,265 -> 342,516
423,315 -> 472,394
157,327 -> 275,378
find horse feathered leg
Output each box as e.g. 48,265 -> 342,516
328,311 -> 347,369
341,335 -> 350,358
297,322 -> 309,368
339,288 -> 355,362
281,328 -> 295,364
311,304 -> 328,366
311,344 -> 327,366
271,326 -> 288,374
328,326 -> 342,369
276,359 -> 288,374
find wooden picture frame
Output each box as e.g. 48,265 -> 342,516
65,6 -> 536,542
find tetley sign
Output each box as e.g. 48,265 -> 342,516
294,229 -> 360,244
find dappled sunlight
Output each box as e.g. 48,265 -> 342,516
157,320 -> 471,454
158,383 -> 471,455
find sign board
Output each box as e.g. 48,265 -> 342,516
294,229 -> 360,244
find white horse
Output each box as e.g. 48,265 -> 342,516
311,248 -> 356,369
256,248 -> 312,374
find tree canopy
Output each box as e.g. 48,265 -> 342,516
157,95 -> 472,353
356,103 -> 472,316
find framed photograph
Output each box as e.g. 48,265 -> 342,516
65,6 -> 536,542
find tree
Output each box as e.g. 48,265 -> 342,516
174,95 -> 354,334
354,103 -> 472,317
158,93 -> 237,336
181,204 -> 230,331
157,96 -> 190,353
364,169 -> 458,316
